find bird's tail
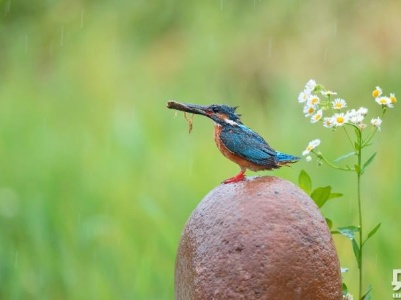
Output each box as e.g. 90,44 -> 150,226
276,152 -> 300,165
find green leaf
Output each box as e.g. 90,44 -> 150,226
333,225 -> 362,268
334,225 -> 359,239
352,239 -> 361,268
342,282 -> 348,296
363,222 -> 381,246
344,165 -> 353,171
325,218 -> 333,229
354,164 -> 361,174
334,151 -> 356,163
328,192 -> 343,200
354,127 -> 362,138
298,170 -> 312,194
367,222 -> 381,239
362,285 -> 372,300
363,152 -> 377,170
311,186 -> 332,208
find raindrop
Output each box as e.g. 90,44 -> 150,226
41,116 -> 48,131
4,0 -> 11,15
14,251 -> 18,268
0,187 -> 19,218
333,20 -> 337,37
24,35 -> 28,53
267,37 -> 273,58
60,26 -> 64,47
208,35 -> 215,52
187,157 -> 194,175
49,41 -> 54,57
80,9 -> 85,29
324,47 -> 328,63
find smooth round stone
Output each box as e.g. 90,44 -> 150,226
175,176 -> 342,300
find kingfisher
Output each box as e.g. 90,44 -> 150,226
167,101 -> 300,184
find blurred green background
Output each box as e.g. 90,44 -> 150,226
0,0 -> 400,299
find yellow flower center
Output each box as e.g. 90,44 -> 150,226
310,97 -> 319,105
336,116 -> 344,123
390,96 -> 397,103
334,103 -> 343,109
379,98 -> 387,104
372,90 -> 380,98
308,107 -> 315,114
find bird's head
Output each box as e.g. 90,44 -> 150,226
167,101 -> 242,126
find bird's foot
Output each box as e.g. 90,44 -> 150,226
223,172 -> 246,184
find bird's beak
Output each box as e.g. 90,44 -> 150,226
167,100 -> 211,117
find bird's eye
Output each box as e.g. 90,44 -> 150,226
211,106 -> 219,113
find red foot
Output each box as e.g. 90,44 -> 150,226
223,172 -> 246,184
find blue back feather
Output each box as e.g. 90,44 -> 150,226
219,124 -> 299,166
219,125 -> 277,166
276,152 -> 300,162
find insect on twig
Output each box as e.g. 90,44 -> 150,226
166,100 -> 198,134
183,112 -> 194,134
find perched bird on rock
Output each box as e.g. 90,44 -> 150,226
167,101 -> 299,183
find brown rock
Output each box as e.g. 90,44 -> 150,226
175,176 -> 342,300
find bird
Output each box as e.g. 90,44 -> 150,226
167,101 -> 300,184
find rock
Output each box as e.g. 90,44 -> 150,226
175,176 -> 342,300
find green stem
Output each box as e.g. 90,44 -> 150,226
356,129 -> 363,300
343,126 -> 355,149
361,127 -> 378,148
315,152 -> 355,171
362,107 -> 387,148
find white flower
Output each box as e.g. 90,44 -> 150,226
303,105 -> 316,117
358,123 -> 367,130
372,86 -> 382,98
304,79 -> 317,92
346,109 -> 364,124
357,107 -> 368,115
332,98 -> 347,110
349,114 -> 364,124
371,117 -> 382,130
390,93 -> 397,104
375,96 -> 393,108
343,293 -> 354,300
346,108 -> 356,117
306,155 -> 312,162
332,113 -> 348,126
302,139 -> 321,156
321,90 -> 337,97
323,117 -> 334,128
311,109 -> 323,123
307,95 -> 320,106
298,91 -> 310,103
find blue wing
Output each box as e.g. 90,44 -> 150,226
219,125 -> 278,166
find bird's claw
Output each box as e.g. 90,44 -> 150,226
223,173 -> 246,184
